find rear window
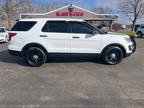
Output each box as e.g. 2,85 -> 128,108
11,21 -> 36,31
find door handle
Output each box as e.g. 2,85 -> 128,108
40,35 -> 47,37
72,36 -> 80,39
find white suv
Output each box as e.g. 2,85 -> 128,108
8,18 -> 136,66
0,27 -> 9,43
136,25 -> 144,38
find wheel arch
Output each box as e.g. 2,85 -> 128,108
22,43 -> 48,56
101,43 -> 126,57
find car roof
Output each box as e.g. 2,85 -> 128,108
19,18 -> 84,22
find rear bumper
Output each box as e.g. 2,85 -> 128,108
8,50 -> 22,56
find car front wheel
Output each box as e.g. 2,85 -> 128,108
102,46 -> 123,65
137,32 -> 142,38
26,47 -> 47,67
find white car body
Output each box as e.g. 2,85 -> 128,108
8,18 -> 136,66
8,18 -> 134,54
0,27 -> 9,43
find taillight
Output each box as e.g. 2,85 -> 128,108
9,33 -> 17,40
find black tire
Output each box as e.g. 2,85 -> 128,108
102,46 -> 123,65
137,32 -> 142,38
26,47 -> 47,67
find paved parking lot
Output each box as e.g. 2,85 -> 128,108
0,39 -> 144,108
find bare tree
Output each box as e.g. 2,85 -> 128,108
33,0 -> 67,13
0,0 -> 68,28
91,7 -> 113,14
14,0 -> 33,19
120,0 -> 144,31
0,0 -> 32,28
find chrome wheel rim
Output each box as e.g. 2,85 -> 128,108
106,48 -> 122,64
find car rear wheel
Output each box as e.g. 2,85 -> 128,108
102,46 -> 123,65
26,47 -> 47,67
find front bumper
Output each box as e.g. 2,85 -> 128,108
130,36 -> 136,53
125,37 -> 136,57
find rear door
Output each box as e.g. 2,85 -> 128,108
69,21 -> 101,53
40,21 -> 71,53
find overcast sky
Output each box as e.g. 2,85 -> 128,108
35,0 -> 144,25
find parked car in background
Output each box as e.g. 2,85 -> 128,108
136,25 -> 144,38
135,25 -> 141,32
0,27 -> 9,43
8,18 -> 136,67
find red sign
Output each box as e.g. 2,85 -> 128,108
56,12 -> 84,16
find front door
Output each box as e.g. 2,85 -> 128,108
69,21 -> 101,53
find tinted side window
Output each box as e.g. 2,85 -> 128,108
11,21 -> 36,31
42,22 -> 49,32
42,21 -> 68,33
69,22 -> 93,34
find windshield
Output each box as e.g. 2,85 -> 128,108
84,22 -> 107,34
0,28 -> 5,33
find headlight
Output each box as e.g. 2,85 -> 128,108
124,37 -> 131,43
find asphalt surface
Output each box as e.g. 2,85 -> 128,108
0,39 -> 144,108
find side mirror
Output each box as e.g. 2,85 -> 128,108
92,31 -> 97,35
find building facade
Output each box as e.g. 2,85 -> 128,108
20,4 -> 118,31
